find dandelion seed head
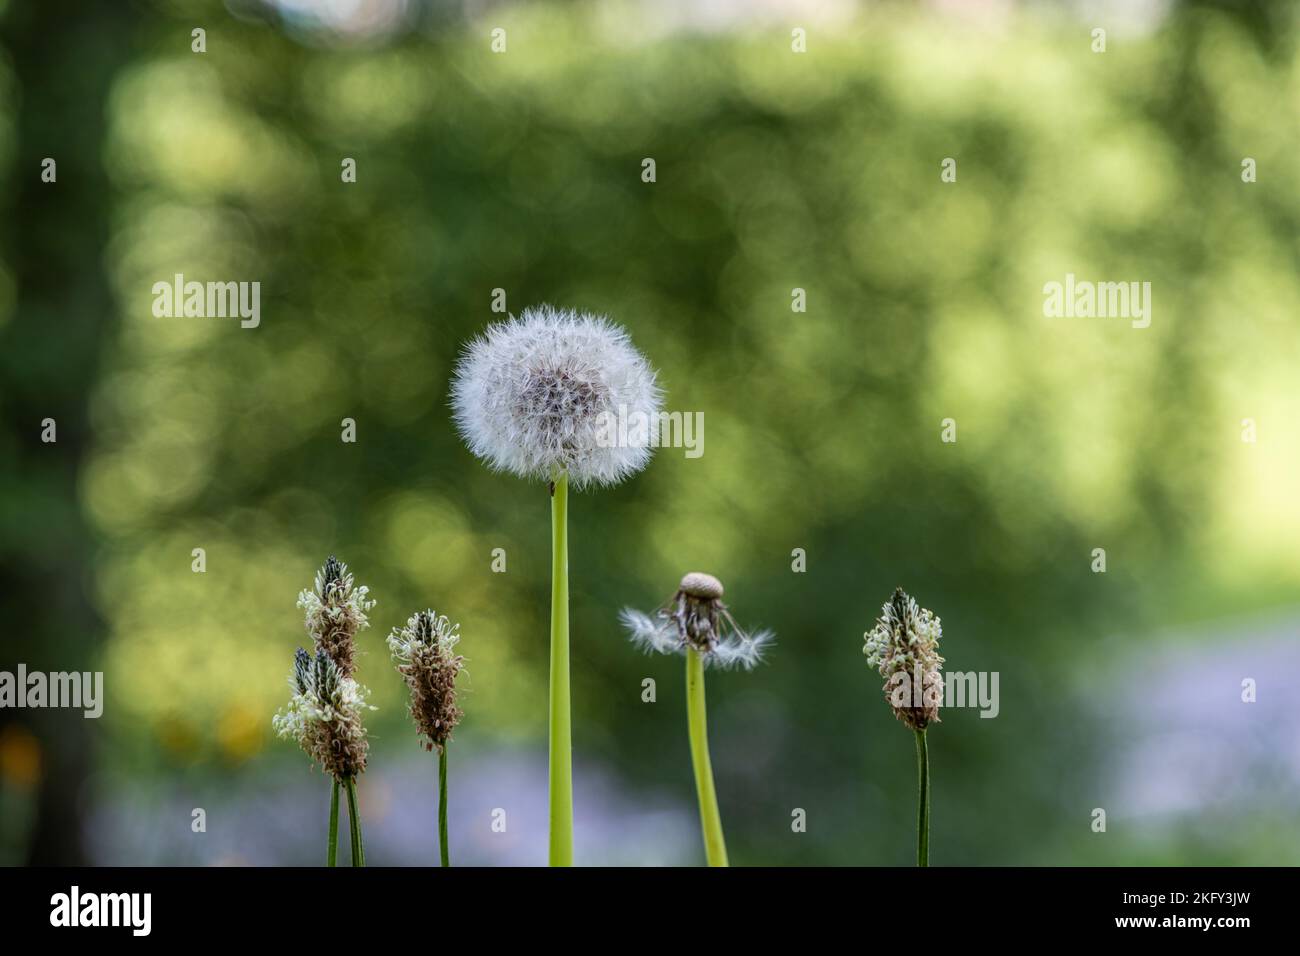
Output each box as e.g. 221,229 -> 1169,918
679,571 -> 724,600
450,305 -> 663,489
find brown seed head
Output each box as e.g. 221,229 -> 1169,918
679,571 -> 724,600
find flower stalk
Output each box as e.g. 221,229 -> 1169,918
549,472 -> 573,866
438,747 -> 450,868
345,777 -> 365,866
915,728 -> 930,867
686,647 -> 728,867
328,778 -> 339,867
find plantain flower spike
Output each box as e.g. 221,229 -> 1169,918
388,610 -> 465,753
273,648 -> 372,781
297,555 -> 375,678
863,587 -> 945,731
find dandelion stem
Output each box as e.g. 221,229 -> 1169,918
915,728 -> 930,867
548,471 -> 573,866
327,778 -> 339,867
686,647 -> 729,867
438,746 -> 450,867
345,776 -> 365,867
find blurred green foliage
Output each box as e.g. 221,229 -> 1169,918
3,0 -> 1299,864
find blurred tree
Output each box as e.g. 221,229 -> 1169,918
0,0 -> 136,864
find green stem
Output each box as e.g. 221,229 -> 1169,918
915,728 -> 930,867
686,648 -> 729,867
438,745 -> 450,867
345,776 -> 365,867
327,778 -> 339,867
548,472 -> 573,866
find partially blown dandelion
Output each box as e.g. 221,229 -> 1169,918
621,572 -> 774,670
389,610 -> 465,866
863,587 -> 945,866
452,305 -> 662,866
621,572 -> 773,866
273,648 -> 372,865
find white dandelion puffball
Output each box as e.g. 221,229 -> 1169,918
450,305 -> 663,489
